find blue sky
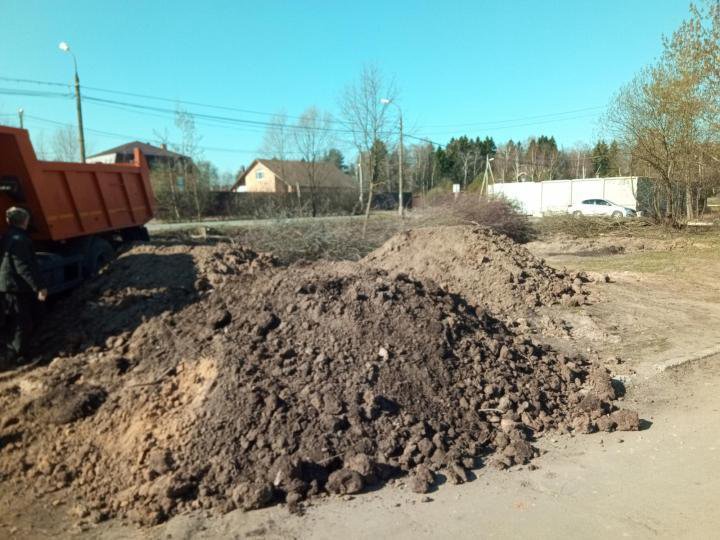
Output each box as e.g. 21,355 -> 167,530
0,0 -> 692,174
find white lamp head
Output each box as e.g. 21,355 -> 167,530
380,98 -> 391,105
58,41 -> 70,52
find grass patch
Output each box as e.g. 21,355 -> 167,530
555,250 -> 690,274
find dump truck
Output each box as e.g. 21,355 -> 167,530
0,126 -> 156,294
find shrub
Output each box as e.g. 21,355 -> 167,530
417,193 -> 536,243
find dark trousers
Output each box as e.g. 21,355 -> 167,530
2,293 -> 35,358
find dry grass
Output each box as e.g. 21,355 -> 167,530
230,216 -> 407,263
415,194 -> 536,243
153,214 -> 408,264
536,214 -> 720,240
536,215 -> 659,238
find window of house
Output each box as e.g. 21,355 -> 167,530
255,168 -> 264,180
176,176 -> 185,191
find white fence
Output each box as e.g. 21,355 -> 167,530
489,177 -> 640,216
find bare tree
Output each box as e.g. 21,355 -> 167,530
293,107 -> 334,217
339,65 -> 398,235
608,66 -> 712,220
51,125 -> 79,161
33,132 -> 50,160
153,129 -> 182,220
408,143 -> 434,194
260,111 -> 296,196
260,111 -> 290,159
174,108 -> 206,219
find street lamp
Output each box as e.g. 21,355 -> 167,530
58,41 -> 86,162
17,108 -> 24,129
381,98 -> 404,218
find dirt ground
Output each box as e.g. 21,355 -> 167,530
2,225 -> 720,538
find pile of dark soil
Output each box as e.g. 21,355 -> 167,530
32,243 -> 275,357
0,233 -> 636,528
363,225 -> 590,322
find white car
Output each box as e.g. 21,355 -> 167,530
568,198 -> 637,218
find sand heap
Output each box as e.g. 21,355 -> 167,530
363,225 -> 590,322
0,232 -> 635,528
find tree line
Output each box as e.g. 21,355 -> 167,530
374,136 -> 629,197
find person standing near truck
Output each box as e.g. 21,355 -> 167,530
0,207 -> 47,366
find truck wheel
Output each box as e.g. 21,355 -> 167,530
86,238 -> 115,277
573,211 -> 583,217
122,226 -> 150,242
611,211 -> 623,218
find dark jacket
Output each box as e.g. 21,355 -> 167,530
0,226 -> 45,294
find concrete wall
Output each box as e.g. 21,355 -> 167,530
490,177 -> 640,216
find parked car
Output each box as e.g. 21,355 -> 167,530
567,198 -> 637,218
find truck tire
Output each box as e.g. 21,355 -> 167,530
121,226 -> 150,242
85,237 -> 115,277
573,211 -> 583,217
611,211 -> 623,218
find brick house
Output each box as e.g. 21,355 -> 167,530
87,142 -> 191,170
232,159 -> 355,194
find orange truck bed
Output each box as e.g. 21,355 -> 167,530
0,126 -> 155,241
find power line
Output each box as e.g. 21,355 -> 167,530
23,114 -> 278,156
421,112 -> 601,136
82,84 -> 307,121
1,75 -> 609,162
0,77 -> 68,88
420,106 -> 606,129
0,75 -> 604,136
0,87 -> 72,99
82,98 -> 272,136
0,76 -> 303,120
81,94 -> 361,135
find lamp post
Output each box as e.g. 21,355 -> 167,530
17,108 -> 24,129
381,98 -> 404,218
58,41 -> 86,162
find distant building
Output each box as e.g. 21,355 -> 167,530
87,141 -> 191,169
232,159 -> 355,194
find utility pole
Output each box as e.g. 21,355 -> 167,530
74,68 -> 86,162
17,108 -> 24,129
398,111 -> 404,218
480,155 -> 495,197
357,157 -> 364,207
381,98 -> 404,217
59,42 -> 86,162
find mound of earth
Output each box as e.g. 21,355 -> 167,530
0,237 -> 636,528
363,225 -> 590,324
31,242 -> 276,358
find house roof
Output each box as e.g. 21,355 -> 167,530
88,141 -> 189,160
234,159 -> 355,191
